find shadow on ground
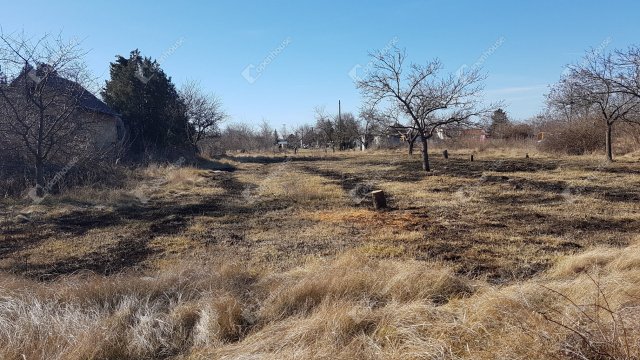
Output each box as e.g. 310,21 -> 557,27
0,172 -> 293,280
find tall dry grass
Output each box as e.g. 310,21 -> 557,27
0,241 -> 639,359
0,263 -> 257,360
44,163 -> 212,207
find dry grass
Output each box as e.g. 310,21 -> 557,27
2,149 -> 640,358
0,244 -> 639,359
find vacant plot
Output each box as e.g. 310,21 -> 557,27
2,149 -> 638,281
1,149 -> 640,359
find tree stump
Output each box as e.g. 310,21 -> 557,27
371,190 -> 387,210
525,153 -> 529,159
443,150 -> 449,159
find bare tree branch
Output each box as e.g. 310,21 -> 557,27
356,46 -> 494,171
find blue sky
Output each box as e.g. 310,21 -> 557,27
3,0 -> 640,129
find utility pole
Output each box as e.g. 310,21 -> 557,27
338,100 -> 342,151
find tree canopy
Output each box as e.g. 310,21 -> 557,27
102,50 -> 191,158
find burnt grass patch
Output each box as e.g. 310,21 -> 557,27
2,152 -> 640,283
357,157 -> 561,182
224,154 -> 340,164
293,155 -> 640,281
25,231 -> 155,280
0,171 -> 297,279
53,211 -> 121,235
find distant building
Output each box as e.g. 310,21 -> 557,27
3,64 -> 124,151
372,134 -> 403,148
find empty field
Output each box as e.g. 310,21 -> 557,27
1,149 -> 639,358
2,149 -> 638,281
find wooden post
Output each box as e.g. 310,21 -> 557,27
371,190 -> 387,210
443,150 -> 449,159
525,153 -> 529,159
470,154 -> 474,162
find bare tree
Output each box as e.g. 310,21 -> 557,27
379,107 -> 420,154
258,119 -> 275,149
314,106 -> 336,152
0,31 -> 98,195
335,112 -> 359,150
391,124 -> 420,155
294,123 -> 314,148
552,50 -> 640,161
547,81 -> 594,123
217,123 -> 259,152
612,47 -> 640,99
180,80 -> 226,152
356,47 -> 491,171
357,107 -> 389,151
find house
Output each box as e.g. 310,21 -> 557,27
4,64 -> 124,151
374,123 -> 413,149
372,134 -> 402,148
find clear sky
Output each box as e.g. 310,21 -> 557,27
3,0 -> 640,129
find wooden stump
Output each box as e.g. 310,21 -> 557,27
443,150 -> 449,159
525,153 -> 529,159
470,154 -> 474,162
371,190 -> 387,210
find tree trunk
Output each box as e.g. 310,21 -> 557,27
36,109 -> 45,197
408,139 -> 415,155
420,136 -> 430,172
35,157 -> 45,196
606,123 -> 613,162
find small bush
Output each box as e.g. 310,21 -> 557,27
538,118 -> 606,155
